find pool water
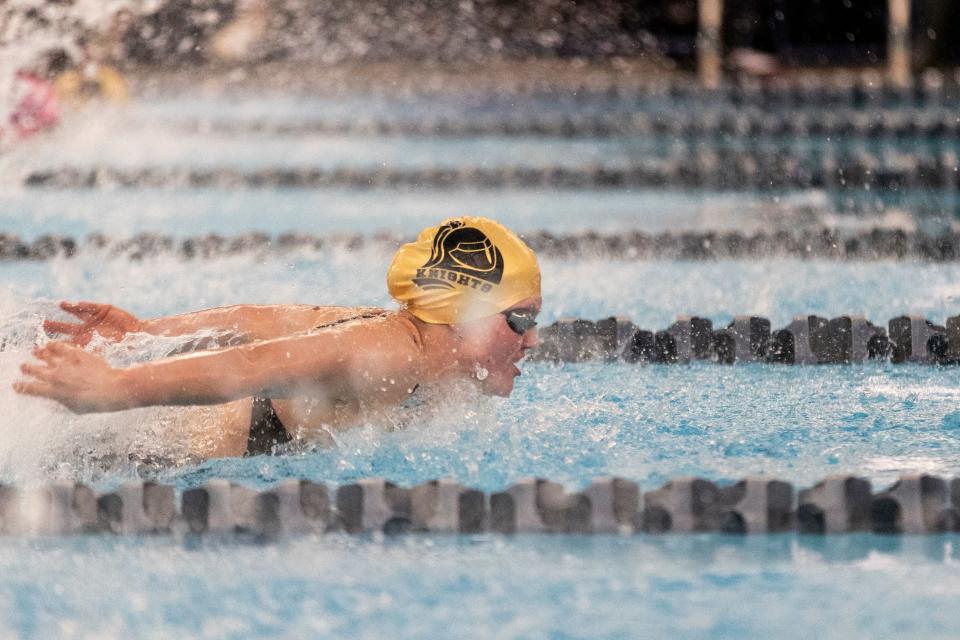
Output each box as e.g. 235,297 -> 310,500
1,535 -> 959,640
0,187 -> 846,238
1,91 -> 959,639
156,361 -> 960,493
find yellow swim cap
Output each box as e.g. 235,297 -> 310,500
387,217 -> 541,324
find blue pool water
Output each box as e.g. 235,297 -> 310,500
18,124 -> 960,171
1,92 -> 959,639
157,361 -> 960,493
1,535 -> 959,640
5,250 -> 960,331
0,187 -> 822,238
15,129 -> 648,170
2,248 -> 960,638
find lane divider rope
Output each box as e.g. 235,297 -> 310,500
21,156 -> 960,190
166,110 -> 960,139
0,475 -> 955,536
6,229 -> 960,262
533,314 -> 960,365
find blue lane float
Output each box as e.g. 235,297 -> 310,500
0,475 -> 956,537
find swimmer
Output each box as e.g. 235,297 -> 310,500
14,217 -> 541,458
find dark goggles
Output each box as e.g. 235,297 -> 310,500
502,308 -> 538,335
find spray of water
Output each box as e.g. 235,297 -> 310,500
0,295 -> 238,483
0,0 -> 144,148
0,277 -> 512,485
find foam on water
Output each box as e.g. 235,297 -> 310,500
0,317 -> 210,483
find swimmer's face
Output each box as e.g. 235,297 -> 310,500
455,296 -> 541,397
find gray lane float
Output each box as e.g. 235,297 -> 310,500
889,316 -> 947,364
640,478 -> 721,533
98,481 -> 176,534
0,482 -> 98,535
869,476 -> 954,534
9,229 -> 960,262
714,316 -> 770,364
797,476 -> 874,534
337,478 -> 413,534
530,314 -> 960,366
411,479 -> 486,534
666,316 -> 714,363
256,479 -> 333,535
20,153 -> 960,191
0,475 -> 954,536
118,69 -> 960,110
181,479 -> 261,535
165,106 -> 960,140
580,477 -> 640,534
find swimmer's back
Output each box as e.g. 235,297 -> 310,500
265,308 -> 424,441
188,308 -> 423,458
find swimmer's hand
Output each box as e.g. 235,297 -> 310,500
14,342 -> 130,413
43,301 -> 143,346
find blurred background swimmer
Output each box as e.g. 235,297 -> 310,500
50,47 -> 129,107
13,217 -> 541,459
0,7 -> 131,149
3,69 -> 59,143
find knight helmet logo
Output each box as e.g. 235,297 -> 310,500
413,221 -> 504,292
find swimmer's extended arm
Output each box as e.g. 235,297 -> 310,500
16,321 -> 419,414
46,300 -> 359,345
140,304 -> 346,340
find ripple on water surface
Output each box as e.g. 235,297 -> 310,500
2,250 -> 960,487
157,362 -> 960,492
3,354 -> 959,491
0,534 -> 958,640
0,187 -> 818,238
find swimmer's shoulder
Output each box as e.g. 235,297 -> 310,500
311,307 -> 423,355
385,310 -> 424,351
334,311 -> 425,399
355,310 -> 425,359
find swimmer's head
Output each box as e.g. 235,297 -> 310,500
388,216 -> 542,396
387,216 -> 541,325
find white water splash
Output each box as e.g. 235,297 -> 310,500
0,296 -> 241,483
0,1 -> 146,149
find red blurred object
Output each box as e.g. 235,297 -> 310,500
5,71 -> 61,142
